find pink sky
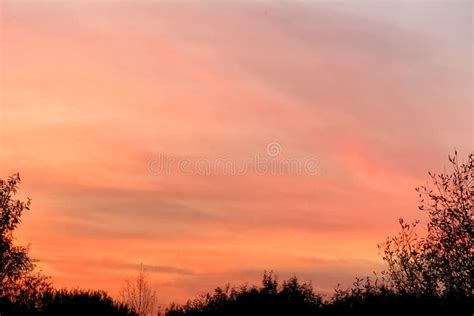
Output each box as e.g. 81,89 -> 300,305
1,0 -> 472,305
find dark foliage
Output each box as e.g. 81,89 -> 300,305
1,287 -> 138,316
0,173 -> 52,314
166,272 -> 322,316
0,173 -> 34,290
379,152 -> 472,297
0,272 -> 51,314
165,272 -> 472,316
328,276 -> 472,316
39,289 -> 137,316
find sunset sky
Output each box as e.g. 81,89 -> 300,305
1,0 -> 472,306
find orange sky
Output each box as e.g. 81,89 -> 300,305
0,0 -> 472,306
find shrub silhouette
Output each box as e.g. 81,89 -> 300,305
327,276 -> 470,316
39,289 -> 137,316
165,271 -> 472,316
166,272 -> 322,316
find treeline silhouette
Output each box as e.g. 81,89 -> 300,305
1,289 -> 136,316
166,272 -> 470,316
0,152 -> 472,315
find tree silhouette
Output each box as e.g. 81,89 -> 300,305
0,173 -> 33,287
380,151 -> 473,298
120,264 -> 158,316
0,173 -> 51,313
